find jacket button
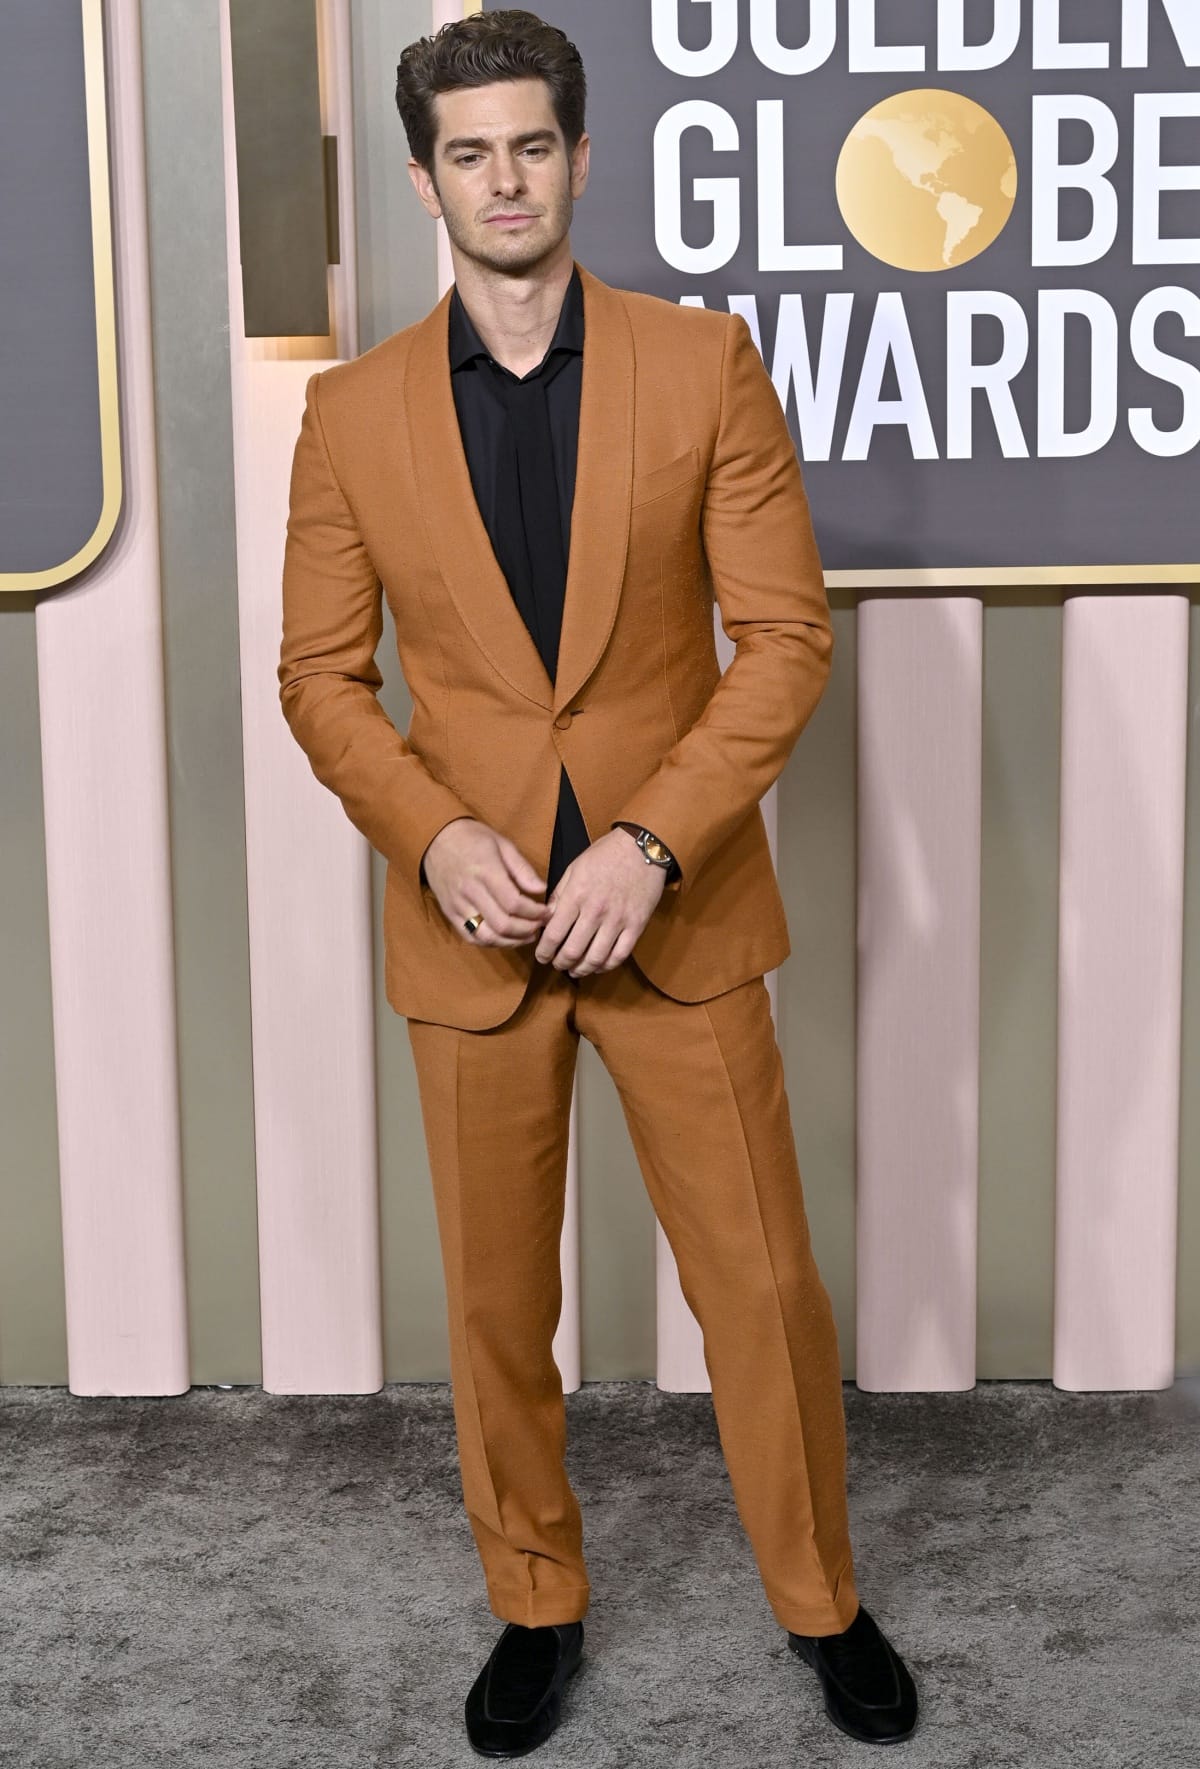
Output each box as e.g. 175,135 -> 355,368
553,710 -> 573,730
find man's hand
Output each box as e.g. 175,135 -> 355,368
422,818 -> 552,947
535,827 -> 666,977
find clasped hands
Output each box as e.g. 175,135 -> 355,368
421,816 -> 666,979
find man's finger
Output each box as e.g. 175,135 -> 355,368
495,835 -> 548,899
458,878 -> 546,942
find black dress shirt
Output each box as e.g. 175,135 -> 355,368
447,267 -> 590,897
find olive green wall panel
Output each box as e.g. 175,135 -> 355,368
0,600 -> 66,1383
350,0 -> 438,351
977,596 -> 1064,1378
140,0 -> 261,1383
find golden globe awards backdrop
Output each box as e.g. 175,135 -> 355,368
509,0 -> 1200,585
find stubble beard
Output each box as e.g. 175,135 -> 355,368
436,177 -> 574,279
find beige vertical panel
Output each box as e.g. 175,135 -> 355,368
1178,600 -> 1200,1377
978,597 -> 1062,1377
655,1228 -> 705,1392
776,600 -> 859,1378
857,598 -> 982,1393
220,0 -> 382,1393
0,602 -> 66,1383
232,362 -> 382,1394
1055,595 -> 1188,1392
35,0 -> 188,1397
139,0 -> 260,1384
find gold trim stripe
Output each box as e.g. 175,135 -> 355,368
826,564 -> 1200,589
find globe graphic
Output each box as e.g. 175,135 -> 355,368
835,88 -> 1018,273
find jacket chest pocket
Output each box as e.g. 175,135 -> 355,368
630,445 -> 701,510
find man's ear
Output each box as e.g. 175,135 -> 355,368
407,156 -> 443,220
570,132 -> 590,200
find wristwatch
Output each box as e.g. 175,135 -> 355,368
613,821 -> 680,880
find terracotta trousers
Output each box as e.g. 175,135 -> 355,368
404,950 -> 861,1637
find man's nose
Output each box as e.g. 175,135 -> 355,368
492,154 -> 526,195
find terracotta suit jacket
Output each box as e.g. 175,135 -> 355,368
278,260 -> 833,1032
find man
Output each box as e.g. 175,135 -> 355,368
279,9 -> 919,1757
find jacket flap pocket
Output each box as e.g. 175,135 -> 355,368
630,445 -> 701,508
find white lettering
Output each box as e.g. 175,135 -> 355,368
654,101 -> 740,275
937,0 -> 1021,71
749,0 -> 836,76
844,294 -> 939,459
654,0 -> 1200,75
756,103 -> 843,272
946,292 -> 1031,457
1033,0 -> 1109,70
650,0 -> 736,77
1121,0 -> 1200,69
1132,94 -> 1200,265
1037,290 -> 1119,456
768,292 -> 855,462
1031,97 -> 1120,267
1128,286 -> 1200,455
727,294 -> 764,352
680,289 -> 1196,463
847,0 -> 925,73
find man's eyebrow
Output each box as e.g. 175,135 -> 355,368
441,128 -> 558,155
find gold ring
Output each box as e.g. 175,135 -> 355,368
463,911 -> 484,935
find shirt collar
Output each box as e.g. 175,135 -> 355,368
449,263 -> 584,374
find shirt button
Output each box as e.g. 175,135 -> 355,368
553,710 -> 573,731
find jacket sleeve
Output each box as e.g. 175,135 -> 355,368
608,312 -> 833,895
277,370 -> 474,889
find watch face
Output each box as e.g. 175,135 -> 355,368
642,835 -> 670,864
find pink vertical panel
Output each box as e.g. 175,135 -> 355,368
220,2 -> 381,1393
232,363 -> 383,1394
857,598 -> 982,1392
1055,595 -> 1187,1392
35,0 -> 188,1397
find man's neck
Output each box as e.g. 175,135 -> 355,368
450,243 -> 575,377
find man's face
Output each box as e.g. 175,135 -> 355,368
409,77 -> 589,276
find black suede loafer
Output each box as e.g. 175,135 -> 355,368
788,1602 -> 918,1743
465,1619 -> 585,1757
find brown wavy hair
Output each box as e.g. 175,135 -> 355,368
396,10 -> 586,174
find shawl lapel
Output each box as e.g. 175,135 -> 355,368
402,259 -> 635,716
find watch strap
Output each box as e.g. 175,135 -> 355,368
614,821 -> 678,878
